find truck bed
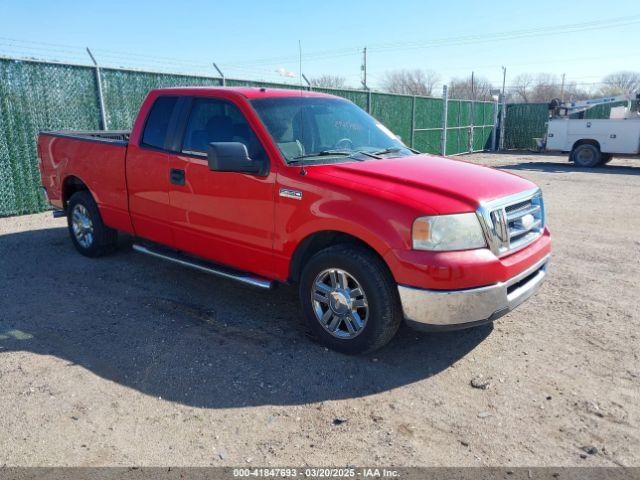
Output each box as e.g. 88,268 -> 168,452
38,130 -> 133,234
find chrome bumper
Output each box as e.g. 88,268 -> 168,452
398,255 -> 549,330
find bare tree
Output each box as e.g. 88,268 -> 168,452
308,74 -> 347,89
508,73 -> 589,103
380,69 -> 440,96
599,71 -> 640,95
529,73 -> 561,103
511,73 -> 535,103
562,82 -> 590,101
448,75 -> 493,100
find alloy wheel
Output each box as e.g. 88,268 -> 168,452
311,268 -> 369,339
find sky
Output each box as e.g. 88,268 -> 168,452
1,0 -> 640,92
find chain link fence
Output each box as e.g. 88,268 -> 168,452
102,69 -> 223,130
0,56 -> 498,217
0,59 -> 101,216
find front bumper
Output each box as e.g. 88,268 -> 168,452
398,254 -> 549,331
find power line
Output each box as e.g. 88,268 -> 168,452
218,14 -> 640,67
3,12 -> 640,73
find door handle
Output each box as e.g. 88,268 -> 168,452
170,168 -> 185,186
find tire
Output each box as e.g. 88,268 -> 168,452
571,143 -> 601,167
299,244 -> 402,354
67,191 -> 118,257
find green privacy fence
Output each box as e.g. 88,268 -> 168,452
413,97 -> 496,155
503,103 -> 548,150
0,56 -> 497,217
447,99 -> 495,154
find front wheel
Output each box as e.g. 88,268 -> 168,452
299,244 -> 402,354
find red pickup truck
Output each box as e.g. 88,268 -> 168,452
39,87 -> 550,354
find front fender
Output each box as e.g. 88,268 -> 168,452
272,170 -> 431,281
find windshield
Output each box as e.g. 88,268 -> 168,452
250,96 -> 414,164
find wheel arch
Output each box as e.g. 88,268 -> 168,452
572,138 -> 600,152
289,230 -> 391,283
61,175 -> 90,210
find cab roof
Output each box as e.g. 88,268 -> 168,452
150,86 -> 341,100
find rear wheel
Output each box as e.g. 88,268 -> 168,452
67,191 -> 117,257
299,244 -> 402,354
571,143 -> 601,167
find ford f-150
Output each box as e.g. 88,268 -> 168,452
39,87 -> 550,354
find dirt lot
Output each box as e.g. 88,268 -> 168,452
0,152 -> 638,467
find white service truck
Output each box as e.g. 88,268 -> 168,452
545,93 -> 640,167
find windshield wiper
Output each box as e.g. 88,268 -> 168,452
291,149 -> 379,162
370,146 -> 421,156
291,150 -> 352,161
370,147 -> 404,156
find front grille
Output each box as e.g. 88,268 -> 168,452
477,188 -> 545,256
505,196 -> 543,248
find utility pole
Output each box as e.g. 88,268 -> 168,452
501,66 -> 507,97
361,47 -> 368,90
560,73 -> 566,102
361,47 -> 370,112
471,71 -> 475,100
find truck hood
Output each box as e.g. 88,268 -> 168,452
316,154 -> 537,214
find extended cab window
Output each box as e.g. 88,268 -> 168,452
182,98 -> 267,162
141,96 -> 178,149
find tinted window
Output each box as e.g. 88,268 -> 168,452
182,98 -> 267,162
141,96 -> 178,149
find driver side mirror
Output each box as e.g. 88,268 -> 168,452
207,142 -> 262,174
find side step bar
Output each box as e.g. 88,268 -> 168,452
132,244 -> 274,289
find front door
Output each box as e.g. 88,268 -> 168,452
167,96 -> 276,278
126,95 -> 180,247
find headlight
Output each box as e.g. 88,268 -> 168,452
412,213 -> 486,251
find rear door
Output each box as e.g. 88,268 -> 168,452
126,95 -> 181,247
167,95 -> 276,278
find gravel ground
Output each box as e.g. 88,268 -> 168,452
0,152 -> 638,467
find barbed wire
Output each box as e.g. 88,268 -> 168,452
1,21 -> 637,92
